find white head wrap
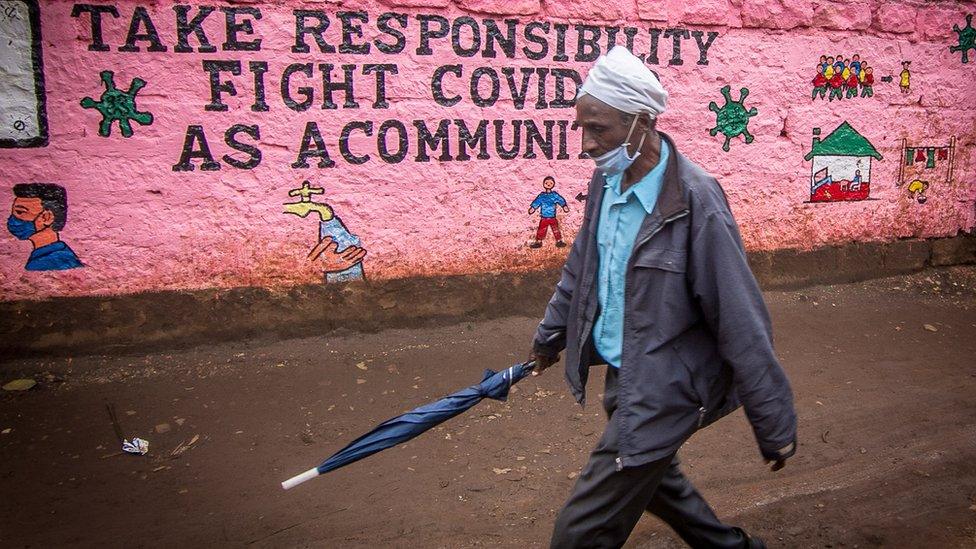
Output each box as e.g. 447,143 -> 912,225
578,46 -> 668,118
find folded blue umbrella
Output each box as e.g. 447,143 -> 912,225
281,361 -> 536,490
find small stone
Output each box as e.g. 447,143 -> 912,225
2,379 -> 36,392
923,324 -> 938,332
1,428 -> 11,434
155,423 -> 172,434
516,456 -> 526,461
567,471 -> 578,479
356,379 -> 367,384
356,362 -> 368,371
125,410 -> 137,416
175,418 -> 186,426
859,447 -> 867,454
492,467 -> 512,475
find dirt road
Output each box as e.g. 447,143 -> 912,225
2,267 -> 975,548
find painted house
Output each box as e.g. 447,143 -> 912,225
804,121 -> 883,202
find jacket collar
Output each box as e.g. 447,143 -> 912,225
650,131 -> 689,220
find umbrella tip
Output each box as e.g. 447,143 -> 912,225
281,468 -> 320,490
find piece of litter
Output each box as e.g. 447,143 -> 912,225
356,362 -> 368,371
923,324 -> 938,332
1,428 -> 11,434
356,379 -> 366,384
234,430 -> 244,434
568,472 -> 578,479
170,434 -> 200,458
175,418 -> 186,426
152,465 -> 169,472
122,438 -> 149,455
2,379 -> 36,392
492,468 -> 512,475
125,410 -> 137,416
155,423 -> 171,434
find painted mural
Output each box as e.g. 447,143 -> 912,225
707,85 -> 757,152
950,14 -> 975,63
804,122 -> 883,203
0,0 -> 973,300
810,55 -> 876,101
283,181 -> 366,282
898,137 -> 957,205
7,183 -> 82,271
80,70 -> 154,138
528,176 -> 569,248
0,0 -> 47,148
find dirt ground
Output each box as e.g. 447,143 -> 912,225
2,267 -> 976,548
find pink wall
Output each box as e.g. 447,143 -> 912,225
1,0 -> 974,300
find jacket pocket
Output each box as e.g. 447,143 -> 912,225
672,340 -> 713,413
633,248 -> 687,273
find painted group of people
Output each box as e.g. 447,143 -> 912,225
811,54 -> 875,101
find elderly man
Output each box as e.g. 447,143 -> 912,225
531,46 -> 797,548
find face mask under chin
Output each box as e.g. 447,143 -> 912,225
590,115 -> 648,177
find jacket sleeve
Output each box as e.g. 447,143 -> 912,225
688,207 -> 798,461
532,212 -> 588,358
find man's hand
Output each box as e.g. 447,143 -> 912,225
530,353 -> 559,376
766,441 -> 795,472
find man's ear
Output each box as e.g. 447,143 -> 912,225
37,209 -> 55,229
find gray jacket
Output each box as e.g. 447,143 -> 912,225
534,132 -> 798,468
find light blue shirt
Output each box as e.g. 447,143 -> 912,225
593,140 -> 670,368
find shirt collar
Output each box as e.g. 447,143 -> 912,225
603,139 -> 670,214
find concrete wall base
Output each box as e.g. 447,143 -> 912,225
2,234 -> 973,358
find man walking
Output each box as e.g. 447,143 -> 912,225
531,46 -> 797,548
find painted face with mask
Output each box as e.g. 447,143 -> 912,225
7,213 -> 40,240
8,196 -> 48,240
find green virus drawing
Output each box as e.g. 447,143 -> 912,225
80,70 -> 154,138
949,14 -> 975,64
708,85 -> 757,152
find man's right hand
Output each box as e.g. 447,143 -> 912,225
530,353 -> 560,376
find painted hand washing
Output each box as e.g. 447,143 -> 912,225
0,0 -> 973,300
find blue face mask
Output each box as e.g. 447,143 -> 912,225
589,115 -> 648,177
7,214 -> 38,240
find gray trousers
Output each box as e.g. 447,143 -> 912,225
550,367 -> 749,549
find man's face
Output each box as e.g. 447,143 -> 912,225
543,178 -> 555,190
11,197 -> 52,230
575,95 -> 640,159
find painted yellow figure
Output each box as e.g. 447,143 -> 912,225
824,64 -> 835,79
907,179 -> 928,204
899,61 -> 911,94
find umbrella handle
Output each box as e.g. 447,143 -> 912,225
281,468 -> 320,490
